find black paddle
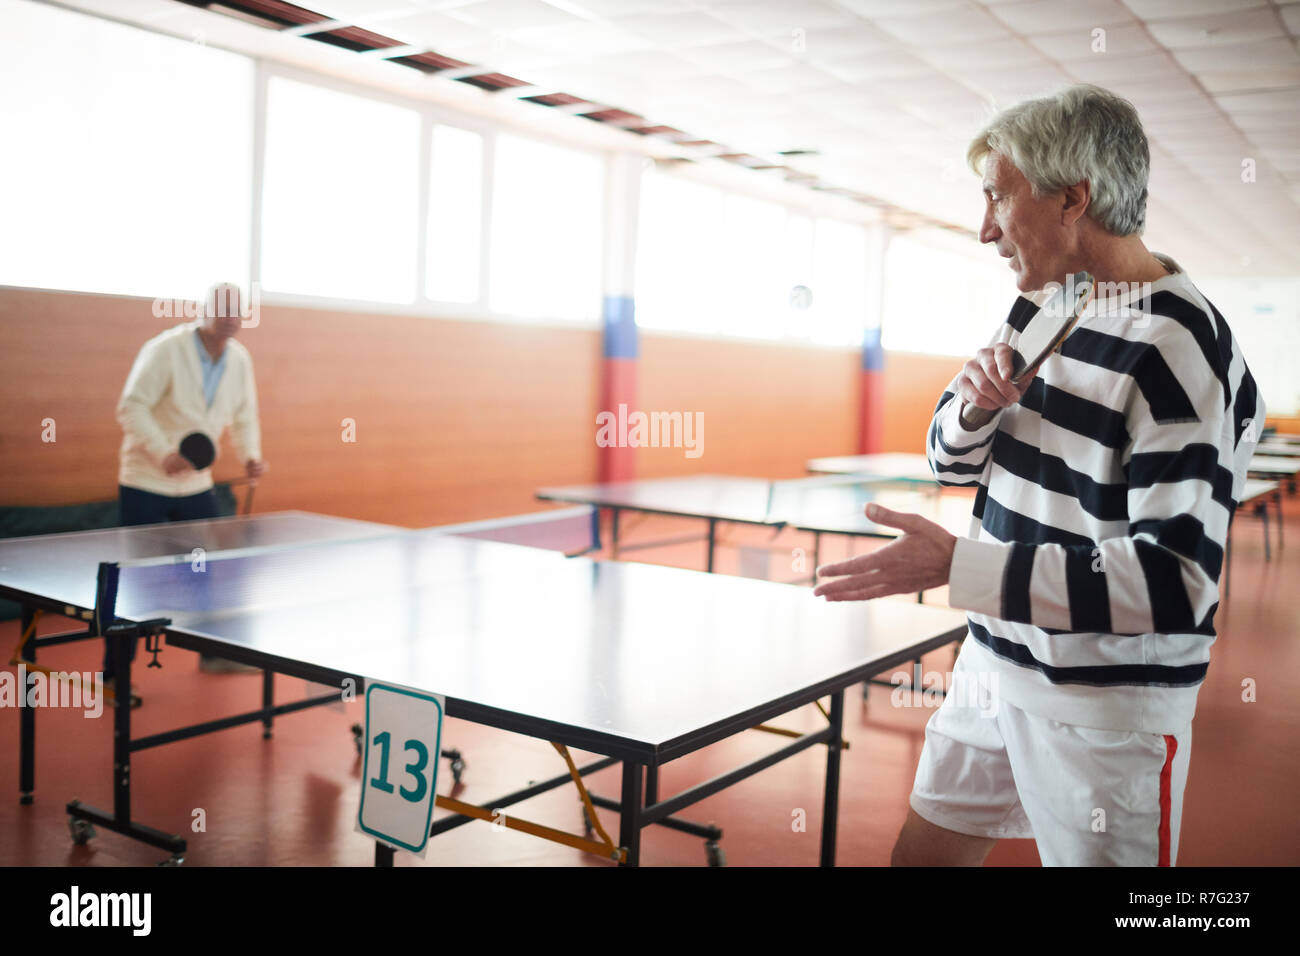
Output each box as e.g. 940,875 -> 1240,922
178,431 -> 216,470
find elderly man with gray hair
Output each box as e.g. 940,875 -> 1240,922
107,282 -> 268,701
815,85 -> 1262,866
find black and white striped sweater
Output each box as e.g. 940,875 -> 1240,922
930,255 -> 1263,734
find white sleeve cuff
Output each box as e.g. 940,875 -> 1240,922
938,398 -> 1002,453
947,536 -> 1010,617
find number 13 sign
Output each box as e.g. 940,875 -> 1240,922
356,682 -> 445,857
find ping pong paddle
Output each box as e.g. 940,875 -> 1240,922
959,271 -> 1095,430
178,431 -> 216,470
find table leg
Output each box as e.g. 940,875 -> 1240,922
19,606 -> 35,805
1224,519 -> 1232,599
611,508 -> 621,560
262,669 -> 274,739
706,518 -> 717,573
1262,503 -> 1271,561
619,761 -> 643,866
820,690 -> 845,867
113,623 -> 132,827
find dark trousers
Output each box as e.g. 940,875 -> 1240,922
103,485 -> 221,679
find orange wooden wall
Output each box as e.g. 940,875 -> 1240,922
0,288 -> 601,525
0,286 -> 1096,525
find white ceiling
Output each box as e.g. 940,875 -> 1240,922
51,0 -> 1300,276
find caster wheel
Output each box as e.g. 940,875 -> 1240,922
581,806 -> 595,838
351,723 -> 363,756
69,818 -> 96,845
705,841 -> 726,867
450,758 -> 466,784
158,854 -> 184,867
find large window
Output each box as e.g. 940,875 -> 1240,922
880,230 -> 1011,356
260,76 -> 420,303
0,0 -> 252,299
426,124 -> 484,304
636,167 -> 872,346
635,173 -> 726,335
488,133 -> 603,322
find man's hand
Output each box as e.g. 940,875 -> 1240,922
245,459 -> 268,480
813,504 -> 957,602
162,452 -> 192,475
957,342 -> 1035,412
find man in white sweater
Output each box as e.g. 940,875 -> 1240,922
814,86 -> 1261,866
110,283 -> 267,695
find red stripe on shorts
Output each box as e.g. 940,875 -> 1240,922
1158,734 -> 1177,866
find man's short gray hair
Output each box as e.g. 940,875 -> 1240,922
967,84 -> 1150,236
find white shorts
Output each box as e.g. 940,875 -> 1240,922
909,651 -> 1192,866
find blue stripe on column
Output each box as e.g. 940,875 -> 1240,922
603,295 -> 638,360
861,325 -> 884,371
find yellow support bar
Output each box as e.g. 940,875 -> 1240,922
753,696 -> 850,751
548,741 -> 619,850
434,795 -> 626,863
7,608 -> 42,666
428,741 -> 627,863
7,609 -> 122,703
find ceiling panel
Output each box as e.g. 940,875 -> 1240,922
874,3 -> 1012,46
1171,37 -> 1300,71
703,0 -> 858,35
1197,66 -> 1300,93
445,0 -> 587,32
1145,7 -> 1280,47
609,10 -> 740,47
1121,0 -> 1269,17
38,0 -> 1300,277
1029,23 -> 1158,59
988,0 -> 1134,35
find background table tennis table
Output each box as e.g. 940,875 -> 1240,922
804,453 -> 936,485
1,511 -> 968,867
1225,480 -> 1283,596
1253,441 -> 1300,458
535,473 -> 974,579
1248,455 -> 1300,494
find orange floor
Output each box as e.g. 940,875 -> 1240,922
2,499 -> 1297,867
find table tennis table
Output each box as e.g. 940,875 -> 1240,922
535,474 -> 974,579
805,453 -> 936,485
1247,455 -> 1299,494
2,510 -> 968,867
1261,430 -> 1300,446
1225,480 -> 1283,596
1253,441 -> 1300,458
